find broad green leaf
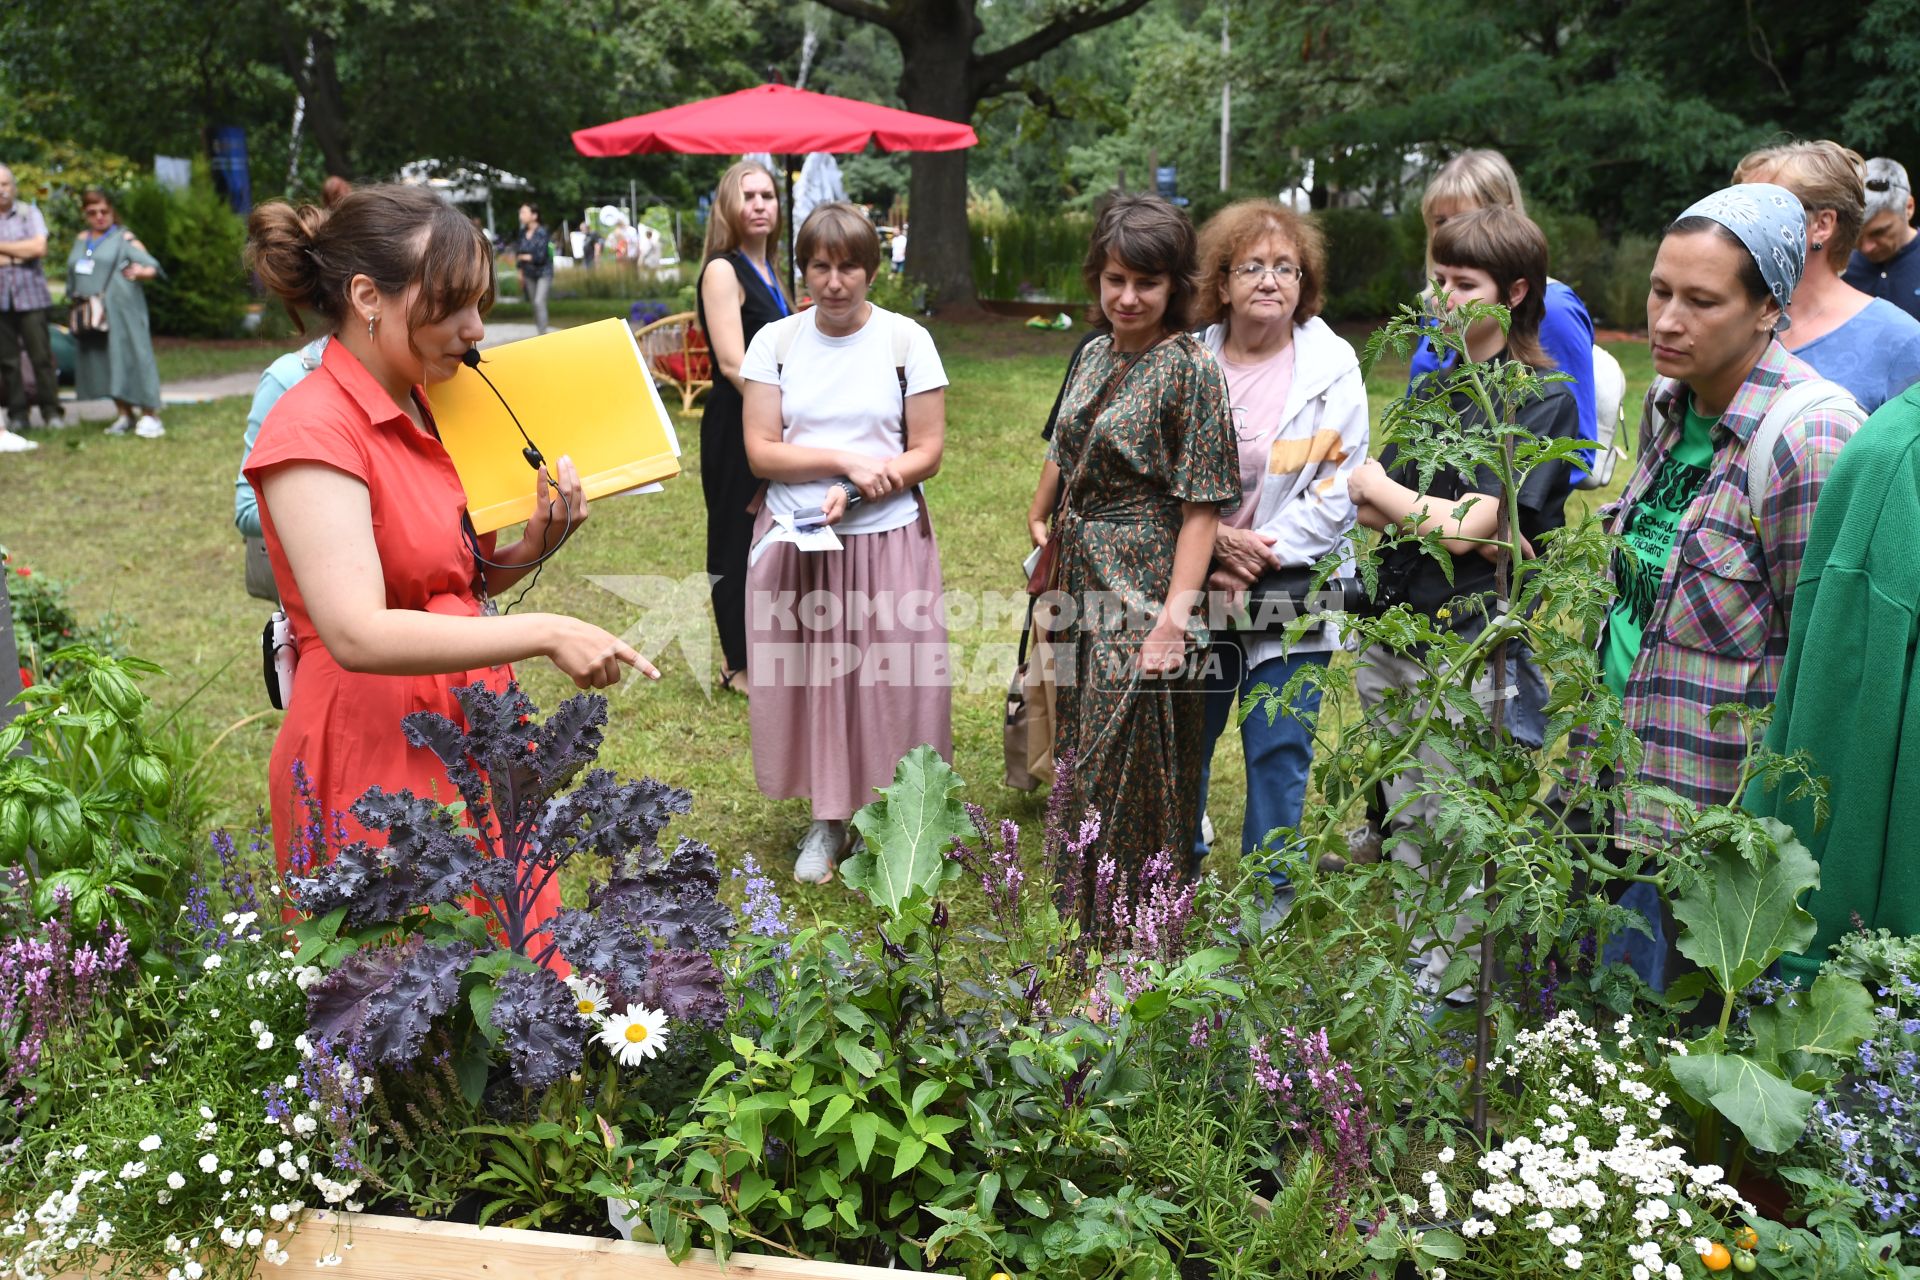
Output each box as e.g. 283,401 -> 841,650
891,1135 -> 928,1179
909,1078 -> 946,1117
737,1172 -> 773,1212
1750,972 -> 1875,1064
849,1112 -> 880,1169
814,1093 -> 856,1136
835,1033 -> 882,1078
977,1171 -> 1001,1216
694,1204 -> 731,1242
1130,989 -> 1169,1022
802,1203 -> 833,1230
1667,1050 -> 1816,1153
1012,1188 -> 1051,1219
1671,820 -> 1819,994
843,745 -> 970,914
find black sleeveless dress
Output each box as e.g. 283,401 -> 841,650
697,250 -> 788,675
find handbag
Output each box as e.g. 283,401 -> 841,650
244,535 -> 280,603
1004,598 -> 1058,790
69,294 -> 107,335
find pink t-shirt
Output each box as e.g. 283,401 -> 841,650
1217,343 -> 1296,530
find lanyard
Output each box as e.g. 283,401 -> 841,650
83,226 -> 117,258
746,253 -> 790,317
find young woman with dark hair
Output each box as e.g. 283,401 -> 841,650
1030,192 -> 1240,896
243,184 -> 655,905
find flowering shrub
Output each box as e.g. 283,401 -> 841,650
1,873 -> 131,1124
1,552 -> 130,683
0,903 -> 358,1280
1409,1012 -> 1754,1279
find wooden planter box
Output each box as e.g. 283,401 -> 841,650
280,1211 -> 954,1278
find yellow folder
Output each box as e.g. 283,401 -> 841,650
427,317 -> 683,534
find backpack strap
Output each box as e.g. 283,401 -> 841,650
1744,377 -> 1860,527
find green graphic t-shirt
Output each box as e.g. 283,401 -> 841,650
1603,402 -> 1718,697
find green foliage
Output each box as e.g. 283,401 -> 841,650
4,555 -> 131,681
0,645 -> 202,962
842,745 -> 969,914
970,208 -> 1091,302
1316,206 -> 1426,322
1747,1169 -> 1920,1280
114,171 -> 248,338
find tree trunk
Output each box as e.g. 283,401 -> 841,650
283,29 -> 353,178
896,3 -> 982,309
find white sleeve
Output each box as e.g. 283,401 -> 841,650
740,321 -> 782,385
903,320 -> 949,395
1258,366 -> 1371,566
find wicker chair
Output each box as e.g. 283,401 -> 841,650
632,311 -> 713,412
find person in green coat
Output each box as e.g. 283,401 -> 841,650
66,187 -> 165,438
1755,381 -> 1920,982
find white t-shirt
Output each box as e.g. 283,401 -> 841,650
741,305 -> 948,537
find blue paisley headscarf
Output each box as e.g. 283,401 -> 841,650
1675,183 -> 1807,331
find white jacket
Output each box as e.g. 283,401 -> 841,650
1201,316 -> 1369,658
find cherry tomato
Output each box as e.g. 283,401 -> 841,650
1701,1242 -> 1732,1272
1732,1250 -> 1757,1274
1733,1227 -> 1758,1251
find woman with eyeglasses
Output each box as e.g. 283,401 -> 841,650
1188,200 -> 1367,883
66,188 -> 165,438
1733,141 -> 1920,413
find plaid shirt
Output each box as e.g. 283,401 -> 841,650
1602,340 -> 1857,836
0,202 -> 52,312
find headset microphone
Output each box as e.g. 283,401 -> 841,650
460,346 -> 545,472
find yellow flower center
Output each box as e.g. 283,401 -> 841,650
577,999 -> 597,1016
624,1023 -> 650,1044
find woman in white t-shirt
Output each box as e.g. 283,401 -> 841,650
741,203 -> 952,883
1192,201 -> 1368,887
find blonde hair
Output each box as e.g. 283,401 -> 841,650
702,159 -> 781,266
1422,149 -> 1527,230
1194,200 -> 1327,328
1733,140 -> 1867,269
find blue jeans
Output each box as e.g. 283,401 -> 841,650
1194,635 -> 1331,880
1603,880 -> 1675,993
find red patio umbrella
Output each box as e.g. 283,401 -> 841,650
572,83 -> 977,158
573,84 -> 977,285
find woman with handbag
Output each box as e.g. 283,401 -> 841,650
66,189 -> 165,439
1190,200 -> 1368,881
741,203 -> 950,885
1034,193 -> 1239,905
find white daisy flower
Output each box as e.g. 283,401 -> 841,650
565,976 -> 610,1023
596,1006 -> 668,1065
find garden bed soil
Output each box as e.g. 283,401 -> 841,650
273,1211 -> 956,1278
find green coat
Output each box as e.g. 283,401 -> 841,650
65,226 -> 162,409
1753,382 -> 1920,982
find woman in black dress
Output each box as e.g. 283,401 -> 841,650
698,160 -> 790,694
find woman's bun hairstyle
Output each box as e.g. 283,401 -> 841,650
244,183 -> 494,343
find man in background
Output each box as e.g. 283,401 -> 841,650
0,162 -> 65,447
1844,157 -> 1920,322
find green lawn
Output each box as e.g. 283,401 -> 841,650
6,319 -> 1652,901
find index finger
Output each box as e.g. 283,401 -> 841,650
613,640 -> 661,680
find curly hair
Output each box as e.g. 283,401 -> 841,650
1193,200 -> 1328,329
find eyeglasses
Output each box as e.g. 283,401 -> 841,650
1231,262 -> 1302,284
1867,177 -> 1908,194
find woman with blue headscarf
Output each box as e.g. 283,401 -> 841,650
1588,183 -> 1862,989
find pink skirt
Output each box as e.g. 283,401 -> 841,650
745,508 -> 953,819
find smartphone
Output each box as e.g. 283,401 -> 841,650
791,506 -> 829,530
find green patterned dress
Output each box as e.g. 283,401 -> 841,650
1048,331 -> 1238,890
65,226 -> 163,409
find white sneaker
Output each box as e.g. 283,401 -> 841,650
793,819 -> 846,885
133,414 -> 165,439
103,415 -> 133,435
0,430 -> 38,453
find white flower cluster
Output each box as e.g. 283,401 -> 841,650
1455,1013 -> 1753,1275
565,977 -> 669,1068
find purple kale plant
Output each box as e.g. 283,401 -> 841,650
286,683 -> 734,1093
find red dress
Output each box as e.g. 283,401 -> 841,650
244,341 -> 562,935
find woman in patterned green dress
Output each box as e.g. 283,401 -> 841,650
66,189 -> 165,437
1033,194 -> 1239,903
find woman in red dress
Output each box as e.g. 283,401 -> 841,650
242,185 -> 656,926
